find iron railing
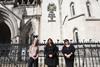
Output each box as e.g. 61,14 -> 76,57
0,42 -> 100,67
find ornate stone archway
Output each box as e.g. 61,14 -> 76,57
0,8 -> 19,44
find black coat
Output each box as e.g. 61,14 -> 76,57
62,45 -> 75,61
44,45 -> 59,66
62,45 -> 75,67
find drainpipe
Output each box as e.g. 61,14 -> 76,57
58,0 -> 63,42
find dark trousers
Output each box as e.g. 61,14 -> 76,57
48,65 -> 57,67
65,60 -> 74,67
28,57 -> 38,67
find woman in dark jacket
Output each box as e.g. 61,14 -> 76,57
62,39 -> 75,67
44,38 -> 59,67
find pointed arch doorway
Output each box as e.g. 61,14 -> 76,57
0,8 -> 19,44
0,22 -> 11,44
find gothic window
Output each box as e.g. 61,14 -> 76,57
0,0 -> 13,2
17,0 -> 22,4
0,0 -> 12,1
23,0 -> 28,4
14,0 -> 41,7
73,28 -> 79,43
70,2 -> 75,16
29,0 -> 34,4
86,2 -> 91,17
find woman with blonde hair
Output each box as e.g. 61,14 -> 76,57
28,38 -> 39,67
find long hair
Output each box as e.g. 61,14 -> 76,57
35,39 -> 39,47
46,38 -> 54,47
31,38 -> 39,47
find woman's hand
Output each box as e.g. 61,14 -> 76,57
49,54 -> 53,58
32,54 -> 38,60
66,54 -> 71,58
64,53 -> 71,58
32,56 -> 37,60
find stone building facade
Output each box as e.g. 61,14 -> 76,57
0,0 -> 100,44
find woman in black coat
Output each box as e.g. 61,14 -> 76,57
62,39 -> 75,67
44,38 -> 59,67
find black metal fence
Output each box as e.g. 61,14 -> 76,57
0,42 -> 100,67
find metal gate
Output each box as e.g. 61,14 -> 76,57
0,42 -> 100,67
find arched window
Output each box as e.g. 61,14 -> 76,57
70,2 -> 75,16
14,0 -> 41,7
86,2 -> 91,17
73,28 -> 79,43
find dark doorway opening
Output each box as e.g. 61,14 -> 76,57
0,22 -> 11,44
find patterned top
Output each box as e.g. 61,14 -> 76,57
28,45 -> 38,58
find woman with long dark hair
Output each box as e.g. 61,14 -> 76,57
44,38 -> 59,67
62,39 -> 75,67
28,38 -> 39,67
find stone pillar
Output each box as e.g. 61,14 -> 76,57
31,4 -> 41,40
31,16 -> 40,37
